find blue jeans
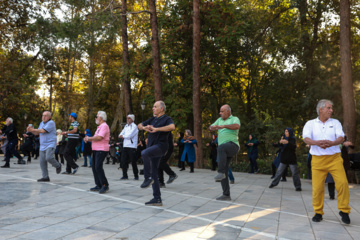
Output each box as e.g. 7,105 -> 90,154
84,155 -> 92,166
92,151 -> 109,187
5,139 -> 22,165
141,145 -> 164,200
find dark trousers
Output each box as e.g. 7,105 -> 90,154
158,148 -> 175,184
211,156 -> 217,171
121,147 -> 138,178
64,138 -> 79,172
5,139 -> 22,165
249,156 -> 258,173
180,161 -> 194,172
142,145 -> 164,200
217,142 -> 239,196
22,150 -> 32,162
328,182 -> 335,198
92,151 -> 109,187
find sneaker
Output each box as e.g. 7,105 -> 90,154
99,185 -> 109,194
37,177 -> 50,182
145,198 -> 162,206
134,177 -> 139,180
62,171 -> 71,174
312,214 -> 323,222
339,211 -> 351,224
296,188 -> 302,191
120,177 -> 129,180
159,183 -> 166,188
1,164 -> 10,168
230,180 -> 235,184
56,165 -> 62,174
72,167 -> 79,174
17,159 -> 26,164
90,186 -> 101,191
269,184 -> 276,188
214,173 -> 226,182
216,195 -> 231,201
167,174 -> 178,184
141,178 -> 154,188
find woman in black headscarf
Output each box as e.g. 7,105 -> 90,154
269,127 -> 302,191
174,132 -> 184,168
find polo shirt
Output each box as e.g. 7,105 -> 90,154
92,122 -> 110,151
302,117 -> 344,156
142,114 -> 174,154
38,120 -> 57,151
211,115 -> 240,146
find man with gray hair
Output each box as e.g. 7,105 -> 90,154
303,99 -> 351,224
209,104 -> 240,201
27,111 -> 62,181
138,101 -> 175,206
1,117 -> 25,168
119,114 -> 139,180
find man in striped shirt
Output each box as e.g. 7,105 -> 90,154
62,112 -> 80,174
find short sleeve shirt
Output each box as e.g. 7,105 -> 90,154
92,122 -> 110,151
38,120 -> 57,151
302,117 -> 344,156
68,121 -> 80,139
211,115 -> 240,146
142,114 -> 174,154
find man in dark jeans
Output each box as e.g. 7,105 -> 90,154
1,117 -> 25,168
138,101 -> 175,206
61,112 -> 80,174
158,132 -> 178,188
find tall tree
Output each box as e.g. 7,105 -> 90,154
193,0 -> 203,167
340,0 -> 356,147
148,0 -> 162,100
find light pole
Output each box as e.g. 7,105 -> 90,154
141,100 -> 146,139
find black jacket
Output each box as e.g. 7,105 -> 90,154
279,138 -> 297,165
2,124 -> 18,141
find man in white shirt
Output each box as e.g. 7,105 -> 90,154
119,114 -> 139,180
303,99 -> 351,224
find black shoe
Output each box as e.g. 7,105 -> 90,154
37,177 -> 50,182
330,196 -> 335,200
134,177 -> 139,180
312,214 -> 323,222
159,183 -> 166,188
190,170 -> 194,173
280,178 -> 287,182
248,171 -> 254,174
17,159 -> 26,164
167,174 -> 178,184
179,168 -> 185,171
1,164 -> 10,168
99,185 -> 109,194
269,184 -> 276,188
339,211 -> 351,224
56,165 -> 62,174
214,173 -> 226,182
141,178 -> 154,188
90,186 -> 101,191
81,165 -> 87,167
270,176 -> 275,179
296,188 -> 302,191
62,171 -> 71,174
120,177 -> 128,180
230,180 -> 235,184
216,195 -> 231,201
72,167 -> 79,174
145,198 -> 162,206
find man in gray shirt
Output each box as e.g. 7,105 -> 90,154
27,111 -> 62,182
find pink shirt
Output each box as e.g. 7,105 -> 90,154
92,122 -> 110,151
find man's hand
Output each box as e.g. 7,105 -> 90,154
119,135 -> 124,139
27,126 -> 34,132
279,139 -> 288,144
61,131 -> 67,135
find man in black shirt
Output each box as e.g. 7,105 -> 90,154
1,117 -> 25,168
138,101 -> 175,206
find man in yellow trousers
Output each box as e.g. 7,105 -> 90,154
303,99 -> 351,224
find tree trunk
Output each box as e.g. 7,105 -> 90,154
340,0 -> 356,148
148,0 -> 162,101
111,85 -> 124,134
192,0 -> 203,168
122,0 -> 133,114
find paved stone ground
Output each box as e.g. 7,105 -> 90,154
0,156 -> 359,240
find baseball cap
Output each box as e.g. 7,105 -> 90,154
69,112 -> 77,119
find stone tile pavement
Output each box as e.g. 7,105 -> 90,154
0,157 -> 359,239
